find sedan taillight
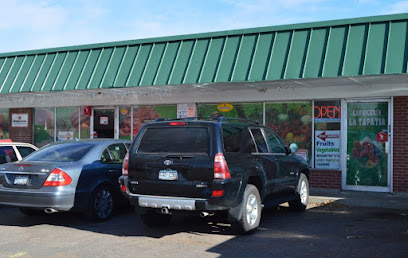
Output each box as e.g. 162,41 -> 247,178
43,168 -> 72,186
122,153 -> 129,175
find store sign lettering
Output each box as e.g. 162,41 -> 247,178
348,109 -> 386,127
315,130 -> 340,169
217,103 -> 233,113
314,105 -> 340,119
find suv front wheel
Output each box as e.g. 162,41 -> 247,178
236,184 -> 262,233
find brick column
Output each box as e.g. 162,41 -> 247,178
393,97 -> 408,192
9,108 -> 34,144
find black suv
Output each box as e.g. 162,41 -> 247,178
119,117 -> 310,233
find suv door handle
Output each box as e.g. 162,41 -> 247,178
109,169 -> 120,173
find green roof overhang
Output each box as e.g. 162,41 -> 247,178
1,13 -> 408,94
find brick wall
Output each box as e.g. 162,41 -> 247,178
309,169 -> 342,189
9,108 -> 33,144
393,97 -> 408,192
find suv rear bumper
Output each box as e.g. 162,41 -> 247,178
126,194 -> 228,211
119,175 -> 234,211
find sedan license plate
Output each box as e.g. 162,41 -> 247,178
14,175 -> 29,185
158,170 -> 178,180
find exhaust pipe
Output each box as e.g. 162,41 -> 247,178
44,208 -> 58,214
161,207 -> 170,214
200,212 -> 214,218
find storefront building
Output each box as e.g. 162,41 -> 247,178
1,14 -> 407,193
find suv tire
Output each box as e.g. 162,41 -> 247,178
140,210 -> 172,227
289,173 -> 309,211
236,184 -> 262,233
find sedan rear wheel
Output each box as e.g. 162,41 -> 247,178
87,185 -> 114,221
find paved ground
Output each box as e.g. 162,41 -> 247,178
0,196 -> 407,258
310,188 -> 408,210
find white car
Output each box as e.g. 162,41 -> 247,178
0,140 -> 38,164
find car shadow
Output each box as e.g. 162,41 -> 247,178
2,201 -> 407,257
0,204 -> 323,238
1,201 -> 407,243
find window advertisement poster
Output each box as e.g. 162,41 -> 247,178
12,113 -> 28,127
346,102 -> 388,187
315,130 -> 340,169
58,131 -> 74,141
0,109 -> 9,139
177,104 -> 196,118
296,149 -> 309,162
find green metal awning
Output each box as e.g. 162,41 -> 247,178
1,13 -> 408,94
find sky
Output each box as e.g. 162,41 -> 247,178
0,0 -> 408,54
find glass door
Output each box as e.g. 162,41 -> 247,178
343,100 -> 391,192
93,108 -> 115,138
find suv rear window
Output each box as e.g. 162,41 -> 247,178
138,127 -> 209,154
222,126 -> 244,152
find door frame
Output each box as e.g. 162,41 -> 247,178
341,98 -> 393,192
90,106 -> 119,139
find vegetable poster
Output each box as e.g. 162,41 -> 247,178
346,102 -> 388,187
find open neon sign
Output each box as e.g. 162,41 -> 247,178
314,105 -> 341,119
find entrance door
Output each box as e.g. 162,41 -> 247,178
93,109 -> 115,138
344,100 -> 391,192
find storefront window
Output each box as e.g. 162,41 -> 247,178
0,109 -> 9,139
119,106 -> 131,139
314,100 -> 341,169
197,103 -> 263,122
56,107 -> 78,141
34,108 -> 55,147
265,102 -> 312,164
130,105 -> 177,137
80,107 -> 91,139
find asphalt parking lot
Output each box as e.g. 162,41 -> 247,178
0,201 -> 407,258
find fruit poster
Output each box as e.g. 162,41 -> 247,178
119,105 -> 177,139
346,102 -> 388,187
315,130 -> 340,169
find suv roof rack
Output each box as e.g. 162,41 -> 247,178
154,116 -> 260,124
216,116 -> 260,124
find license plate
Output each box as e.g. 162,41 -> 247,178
14,175 -> 29,185
158,170 -> 178,180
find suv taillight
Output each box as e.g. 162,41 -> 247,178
214,153 -> 231,179
43,168 -> 72,186
169,122 -> 186,126
122,153 -> 129,175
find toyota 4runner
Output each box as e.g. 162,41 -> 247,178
119,117 -> 310,233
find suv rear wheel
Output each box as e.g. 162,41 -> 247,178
236,184 -> 261,233
289,173 -> 309,211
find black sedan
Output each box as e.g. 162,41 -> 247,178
0,139 -> 131,221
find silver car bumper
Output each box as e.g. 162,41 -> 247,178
0,186 -> 75,211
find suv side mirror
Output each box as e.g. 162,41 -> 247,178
289,143 -> 299,154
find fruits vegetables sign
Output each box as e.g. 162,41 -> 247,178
315,130 -> 340,169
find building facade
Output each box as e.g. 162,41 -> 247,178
1,14 -> 408,193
